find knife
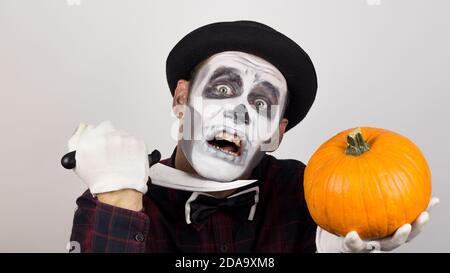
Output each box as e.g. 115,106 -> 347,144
61,149 -> 257,192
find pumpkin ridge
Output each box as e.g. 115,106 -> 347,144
305,147 -> 345,210
340,157 -> 347,235
362,153 -> 389,238
394,141 -> 430,185
308,146 -> 345,175
368,129 -> 392,151
370,149 -> 409,232
380,143 -> 426,191
388,155 -> 411,226
326,153 -> 347,234
389,155 -> 425,223
354,129 -> 387,237
365,128 -> 384,146
377,146 -> 430,221
356,158 -> 371,237
304,158 -> 318,214
334,157 -> 349,235
308,156 -> 330,233
316,155 -> 347,234
384,141 -> 430,222
403,146 -> 431,199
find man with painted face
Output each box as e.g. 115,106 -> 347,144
68,21 -> 437,253
177,51 -> 289,183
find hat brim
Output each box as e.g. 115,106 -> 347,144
166,20 -> 317,131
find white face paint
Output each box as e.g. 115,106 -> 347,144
180,51 -> 288,182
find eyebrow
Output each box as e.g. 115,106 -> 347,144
208,66 -> 243,88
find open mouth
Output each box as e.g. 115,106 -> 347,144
207,130 -> 242,157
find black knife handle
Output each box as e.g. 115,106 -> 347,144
61,149 -> 161,169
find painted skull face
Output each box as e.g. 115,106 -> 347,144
180,51 -> 288,181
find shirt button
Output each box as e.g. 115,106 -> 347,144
134,233 -> 145,242
220,244 -> 229,253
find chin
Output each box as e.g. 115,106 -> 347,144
191,147 -> 248,181
196,159 -> 247,182
181,140 -> 252,182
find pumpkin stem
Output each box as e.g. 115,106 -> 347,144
345,128 -> 370,156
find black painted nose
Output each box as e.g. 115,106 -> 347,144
224,104 -> 250,125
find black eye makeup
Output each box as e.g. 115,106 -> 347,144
201,66 -> 282,119
248,81 -> 280,119
202,67 -> 243,99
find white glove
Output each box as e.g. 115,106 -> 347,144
67,121 -> 150,195
316,197 -> 440,253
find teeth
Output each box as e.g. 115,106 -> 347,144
202,140 -> 247,164
203,142 -> 247,165
212,144 -> 238,156
233,138 -> 241,147
215,131 -> 241,147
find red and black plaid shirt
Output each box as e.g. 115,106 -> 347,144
69,148 -> 317,253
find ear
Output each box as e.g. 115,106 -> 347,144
172,79 -> 189,119
278,118 -> 289,144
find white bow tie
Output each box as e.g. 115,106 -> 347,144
148,163 -> 257,192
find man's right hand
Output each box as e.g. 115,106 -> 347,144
68,121 -> 150,211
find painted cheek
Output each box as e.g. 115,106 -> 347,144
252,109 -> 281,141
188,96 -> 204,115
254,118 -> 273,141
202,101 -> 223,121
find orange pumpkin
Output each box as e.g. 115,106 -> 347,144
304,127 -> 431,239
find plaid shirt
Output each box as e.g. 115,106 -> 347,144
70,148 -> 317,253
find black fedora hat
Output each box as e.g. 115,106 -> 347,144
166,20 -> 317,131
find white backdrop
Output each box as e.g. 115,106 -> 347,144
0,0 -> 449,252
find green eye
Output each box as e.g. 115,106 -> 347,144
216,85 -> 232,95
254,99 -> 267,110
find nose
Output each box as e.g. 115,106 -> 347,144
224,104 -> 250,125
